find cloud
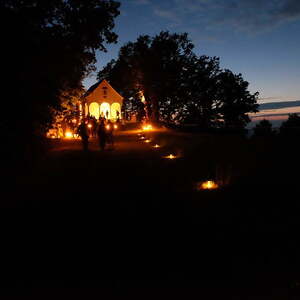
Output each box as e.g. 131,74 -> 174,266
147,0 -> 300,33
131,0 -> 150,5
153,7 -> 181,25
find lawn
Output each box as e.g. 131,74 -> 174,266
2,127 -> 300,297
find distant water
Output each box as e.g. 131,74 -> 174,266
248,100 -> 300,128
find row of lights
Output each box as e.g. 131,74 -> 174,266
63,121 -> 119,139
139,124 -> 219,191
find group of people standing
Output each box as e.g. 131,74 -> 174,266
77,116 -> 119,151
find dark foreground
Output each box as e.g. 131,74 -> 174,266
1,129 -> 300,299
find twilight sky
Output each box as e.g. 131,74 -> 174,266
83,0 -> 300,104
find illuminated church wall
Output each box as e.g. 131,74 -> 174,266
83,79 -> 123,121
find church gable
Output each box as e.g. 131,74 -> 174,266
85,79 -> 123,104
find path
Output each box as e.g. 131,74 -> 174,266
15,130 -> 201,209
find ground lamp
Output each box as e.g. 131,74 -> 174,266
198,180 -> 219,190
65,131 -> 73,139
164,154 -> 177,160
145,139 -> 151,143
143,124 -> 153,131
153,144 -> 160,148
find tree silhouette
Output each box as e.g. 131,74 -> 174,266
98,31 -> 258,128
253,119 -> 274,137
280,114 -> 300,136
1,0 -> 120,163
215,70 -> 259,128
98,31 -> 194,123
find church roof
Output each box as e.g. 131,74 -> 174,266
84,79 -> 122,99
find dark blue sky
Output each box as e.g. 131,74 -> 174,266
83,0 -> 300,103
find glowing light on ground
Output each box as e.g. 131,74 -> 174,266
114,124 -> 118,129
140,136 -> 146,140
106,125 -> 111,130
153,144 -> 160,148
198,180 -> 219,190
65,131 -> 73,139
88,124 -> 92,128
164,154 -> 177,160
145,139 -> 151,143
143,124 -> 153,131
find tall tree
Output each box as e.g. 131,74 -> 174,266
98,31 -> 194,122
1,0 -> 120,162
215,70 -> 259,128
177,55 -> 221,128
98,31 -> 258,128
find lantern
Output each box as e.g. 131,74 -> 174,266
143,124 -> 153,131
198,180 -> 219,190
65,131 -> 73,139
164,154 -> 176,160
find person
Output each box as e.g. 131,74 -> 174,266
92,117 -> 97,138
106,119 -> 114,147
97,119 -> 107,150
77,121 -> 89,151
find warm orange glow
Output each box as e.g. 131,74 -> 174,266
164,154 -> 176,160
88,124 -> 92,128
198,180 -> 219,190
72,118 -> 77,124
100,102 -> 110,119
143,124 -> 153,131
140,136 -> 146,140
114,124 -> 118,129
145,139 -> 151,143
106,125 -> 110,130
89,102 -> 100,119
65,131 -> 73,139
111,103 -> 121,120
153,144 -> 160,148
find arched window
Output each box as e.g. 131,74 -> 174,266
111,103 -> 121,120
89,102 -> 100,119
100,102 -> 110,119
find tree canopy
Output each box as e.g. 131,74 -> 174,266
98,31 -> 259,128
1,0 -> 120,161
280,114 -> 300,136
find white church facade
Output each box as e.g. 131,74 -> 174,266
81,79 -> 123,121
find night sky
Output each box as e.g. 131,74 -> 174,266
83,0 -> 300,104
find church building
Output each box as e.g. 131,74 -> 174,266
81,79 -> 123,121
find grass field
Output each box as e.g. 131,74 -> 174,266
2,128 -> 300,298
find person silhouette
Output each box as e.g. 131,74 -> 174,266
106,119 -> 114,147
77,121 -> 89,151
97,119 -> 107,150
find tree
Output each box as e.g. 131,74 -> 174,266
280,114 -> 300,136
98,31 -> 194,123
253,119 -> 274,137
1,0 -> 120,163
98,31 -> 258,129
176,55 -> 221,128
215,70 -> 259,128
